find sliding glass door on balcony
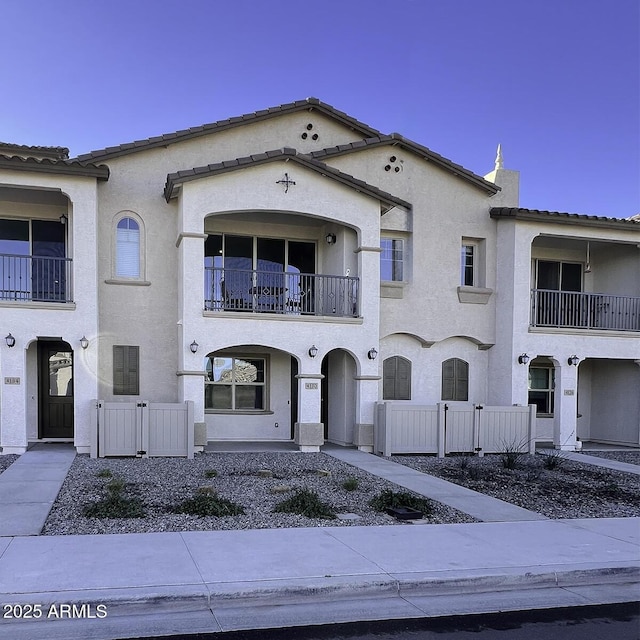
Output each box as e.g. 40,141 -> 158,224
531,259 -> 640,331
204,233 -> 358,317
0,219 -> 70,302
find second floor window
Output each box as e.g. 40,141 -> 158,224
380,237 -> 403,282
461,244 -> 475,286
116,217 -> 140,278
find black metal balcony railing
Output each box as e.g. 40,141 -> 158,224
531,289 -> 640,332
205,268 -> 359,317
0,254 -> 72,303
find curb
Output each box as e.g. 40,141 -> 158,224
2,564 -> 638,620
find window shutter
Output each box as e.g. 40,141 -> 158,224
113,345 -> 139,395
442,359 -> 455,400
383,356 -> 411,400
382,358 -> 396,400
456,359 -> 469,401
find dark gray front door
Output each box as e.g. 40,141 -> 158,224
38,341 -> 74,438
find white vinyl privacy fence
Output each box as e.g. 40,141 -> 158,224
91,400 -> 195,458
375,403 -> 536,457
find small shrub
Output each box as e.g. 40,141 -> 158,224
369,490 -> 432,515
96,468 -> 113,478
83,476 -> 145,519
342,477 -> 359,491
543,451 -> 565,470
175,489 -> 244,517
274,489 -> 336,519
499,441 -> 527,470
456,455 -> 471,471
204,469 -> 218,478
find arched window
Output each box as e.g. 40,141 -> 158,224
442,358 -> 469,401
116,217 -> 140,277
383,356 -> 411,400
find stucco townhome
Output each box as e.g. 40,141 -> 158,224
0,98 -> 638,457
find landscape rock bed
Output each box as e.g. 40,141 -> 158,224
42,452 -> 476,535
388,452 -> 640,520
0,455 -> 18,474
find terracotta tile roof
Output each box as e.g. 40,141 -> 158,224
0,142 -> 69,160
310,134 -> 500,195
75,98 -> 383,163
0,154 -> 110,180
490,207 -> 640,230
164,147 -> 411,213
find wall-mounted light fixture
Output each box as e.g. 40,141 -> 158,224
308,345 -> 318,358
568,355 -> 579,366
367,348 -> 378,360
517,353 -> 530,365
59,213 -> 68,225
325,233 -> 336,245
5,333 -> 15,348
80,336 -> 89,349
190,340 -> 199,354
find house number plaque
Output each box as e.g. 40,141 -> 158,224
4,377 -> 20,385
304,382 -> 318,390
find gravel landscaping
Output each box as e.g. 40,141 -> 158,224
42,452 -> 477,535
388,452 -> 640,520
0,455 -> 18,474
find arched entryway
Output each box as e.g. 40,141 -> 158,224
321,349 -> 357,446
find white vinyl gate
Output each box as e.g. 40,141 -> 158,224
91,400 -> 194,458
375,402 -> 536,457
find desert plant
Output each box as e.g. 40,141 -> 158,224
273,489 -> 336,519
369,490 -> 432,515
499,440 -> 527,470
542,450 -> 565,470
204,469 -> 218,478
175,488 -> 244,517
96,468 -> 113,478
342,477 -> 359,491
83,476 -> 145,519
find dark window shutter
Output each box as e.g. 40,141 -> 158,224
113,345 -> 140,395
442,358 -> 469,401
383,356 -> 411,400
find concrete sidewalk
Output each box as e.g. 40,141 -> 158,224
0,518 -> 638,639
0,444 -> 75,537
0,444 -> 638,638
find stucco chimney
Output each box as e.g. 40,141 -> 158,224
484,144 -> 520,207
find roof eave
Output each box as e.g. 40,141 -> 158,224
0,155 -> 110,181
490,207 -> 640,230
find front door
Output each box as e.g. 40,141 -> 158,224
38,340 -> 74,438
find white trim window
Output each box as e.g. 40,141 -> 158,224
380,237 -> 404,282
528,365 -> 555,416
461,243 -> 475,286
116,217 -> 141,278
205,355 -> 266,411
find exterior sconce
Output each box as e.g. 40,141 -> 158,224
568,355 -> 579,366
80,336 -> 89,349
5,333 -> 15,348
190,341 -> 199,354
367,348 -> 378,360
517,353 -> 530,365
59,213 -> 68,225
325,233 -> 336,245
308,345 -> 318,358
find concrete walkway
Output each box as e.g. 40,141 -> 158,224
0,443 -> 75,537
325,446 -> 548,522
0,444 -> 637,638
538,449 -> 640,475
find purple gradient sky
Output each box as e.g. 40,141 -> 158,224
1,0 -> 638,217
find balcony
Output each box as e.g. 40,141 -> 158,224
205,267 -> 359,317
0,254 -> 72,303
531,289 -> 640,332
